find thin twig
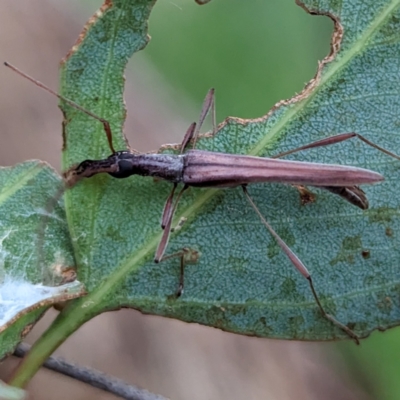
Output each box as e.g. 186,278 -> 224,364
13,343 -> 168,400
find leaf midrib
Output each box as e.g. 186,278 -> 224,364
63,4 -> 127,280
86,5 -> 126,278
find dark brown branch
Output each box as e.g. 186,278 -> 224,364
13,343 -> 167,400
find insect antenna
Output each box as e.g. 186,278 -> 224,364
3,61 -> 116,154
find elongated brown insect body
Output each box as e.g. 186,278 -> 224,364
66,149 -> 383,189
182,150 -> 383,187
6,62 -> 400,344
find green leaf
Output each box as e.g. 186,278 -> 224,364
56,0 -> 400,341
0,162 -> 84,359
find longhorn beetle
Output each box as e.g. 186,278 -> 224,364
5,61 -> 400,344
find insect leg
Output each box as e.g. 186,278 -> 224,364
270,133 -> 394,209
271,132 -> 400,161
181,88 -> 216,152
154,185 -> 188,263
322,186 -> 368,210
161,183 -> 177,229
157,248 -> 199,296
155,185 -> 193,295
242,185 -> 360,344
192,88 -> 216,148
158,90 -> 215,291
180,123 -> 197,154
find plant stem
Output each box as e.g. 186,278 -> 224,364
8,297 -> 94,387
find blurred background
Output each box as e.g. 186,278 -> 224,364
0,0 -> 398,399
